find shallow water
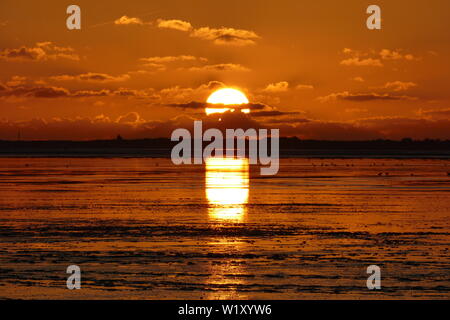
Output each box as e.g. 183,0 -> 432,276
0,157 -> 449,299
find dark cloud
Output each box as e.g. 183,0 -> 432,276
32,87 -> 70,98
190,27 -> 260,46
0,42 -> 79,62
0,85 -> 70,98
51,73 -> 130,83
318,91 -> 417,102
1,47 -> 45,61
0,82 -> 157,99
71,89 -> 111,97
165,101 -> 268,111
342,94 -> 401,102
166,101 -> 207,109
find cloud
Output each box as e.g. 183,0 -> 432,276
351,77 -> 365,82
0,42 -> 79,62
72,88 -> 159,99
0,84 -> 70,98
295,84 -> 314,90
0,77 -> 450,140
115,16 -> 260,46
112,88 -> 156,99
6,76 -> 27,87
318,91 -> 417,103
70,89 -> 112,97
0,80 -> 230,104
263,81 -> 289,93
379,49 -> 418,61
165,101 -> 207,110
139,55 -> 207,71
190,27 -> 260,46
0,82 -> 157,100
137,63 -> 168,72
50,73 -> 130,83
32,87 -> 70,98
156,18 -> 260,46
156,19 -> 192,32
114,16 -> 145,25
156,81 -> 225,104
116,112 -> 143,124
417,107 -> 450,120
140,55 -> 205,64
340,57 -> 383,67
0,47 -> 45,61
187,63 -> 250,72
383,81 -> 417,91
340,48 -> 419,67
340,48 -> 382,67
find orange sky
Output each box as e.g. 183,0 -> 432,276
1,0 -> 449,140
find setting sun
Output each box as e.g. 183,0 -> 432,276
206,88 -> 250,115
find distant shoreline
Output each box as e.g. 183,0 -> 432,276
1,138 -> 449,158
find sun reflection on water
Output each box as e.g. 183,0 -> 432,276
205,157 -> 249,221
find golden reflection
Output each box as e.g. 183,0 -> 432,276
205,247 -> 248,299
205,157 -> 249,221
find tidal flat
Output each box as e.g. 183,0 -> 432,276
0,157 -> 449,299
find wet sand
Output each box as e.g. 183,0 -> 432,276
0,157 -> 449,299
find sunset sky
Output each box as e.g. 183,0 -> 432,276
1,0 -> 449,140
